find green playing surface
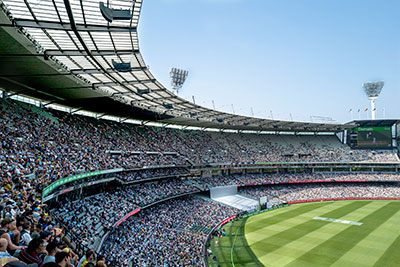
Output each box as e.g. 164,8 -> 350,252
207,200 -> 400,267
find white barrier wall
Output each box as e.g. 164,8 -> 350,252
210,185 -> 238,199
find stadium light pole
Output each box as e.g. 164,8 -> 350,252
170,67 -> 189,94
363,81 -> 384,120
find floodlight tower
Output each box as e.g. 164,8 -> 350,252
363,81 -> 384,120
170,68 -> 189,94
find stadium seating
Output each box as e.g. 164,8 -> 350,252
1,98 -> 399,266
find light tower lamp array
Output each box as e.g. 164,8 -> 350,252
170,68 -> 189,94
362,81 -> 384,120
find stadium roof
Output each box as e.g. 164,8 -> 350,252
0,0 -> 353,132
347,120 -> 400,128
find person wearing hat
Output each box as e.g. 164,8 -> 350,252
0,218 -> 25,252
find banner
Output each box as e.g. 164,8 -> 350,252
217,215 -> 236,228
115,208 -> 141,227
42,178 -> 116,202
43,168 -> 123,197
287,180 -> 368,184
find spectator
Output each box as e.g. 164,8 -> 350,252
40,232 -> 53,244
76,249 -> 91,267
80,250 -> 94,267
42,242 -> 59,265
0,238 -> 14,259
0,218 -> 24,252
30,225 -> 42,240
55,251 -> 70,267
18,238 -> 45,265
19,223 -> 31,247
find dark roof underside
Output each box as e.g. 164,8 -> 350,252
0,0 -> 354,132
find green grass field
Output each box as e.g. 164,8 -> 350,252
208,200 -> 400,267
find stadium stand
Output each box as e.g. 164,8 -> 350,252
1,98 -> 397,189
1,97 -> 400,266
196,173 -> 400,189
99,196 -> 239,267
240,183 -> 400,203
1,97 -> 397,189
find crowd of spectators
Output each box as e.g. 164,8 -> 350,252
196,173 -> 400,188
1,98 -> 398,199
99,196 -> 238,266
241,183 -> 400,202
116,167 -> 189,183
113,178 -> 198,206
51,193 -> 138,249
0,187 -> 106,266
0,99 -> 190,195
1,98 -> 400,266
116,154 -> 188,169
186,132 -> 399,164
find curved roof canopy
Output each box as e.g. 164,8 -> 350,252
0,0 -> 352,132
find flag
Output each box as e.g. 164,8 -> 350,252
349,109 -> 352,112
364,108 -> 368,111
358,109 -> 360,112
373,108 -> 376,111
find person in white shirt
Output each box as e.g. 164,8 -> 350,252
19,222 -> 31,247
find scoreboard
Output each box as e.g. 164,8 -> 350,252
347,127 -> 392,149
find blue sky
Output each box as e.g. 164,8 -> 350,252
138,0 -> 400,123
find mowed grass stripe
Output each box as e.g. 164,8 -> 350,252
373,228 -> 400,267
226,202 -> 347,267
230,218 -> 263,267
210,221 -> 239,267
286,201 -> 400,267
209,200 -> 400,267
208,218 -> 263,267
246,201 -> 370,253
246,201 -> 371,260
247,201 -> 381,244
331,204 -> 400,267
255,201 -> 388,266
246,201 -> 337,233
210,202 -> 339,267
246,201 -> 344,241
